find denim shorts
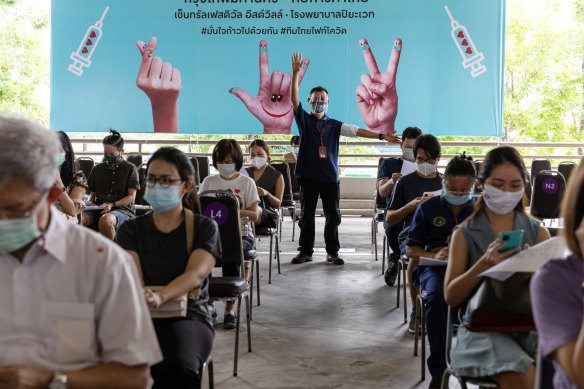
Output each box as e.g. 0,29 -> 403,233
86,209 -> 132,230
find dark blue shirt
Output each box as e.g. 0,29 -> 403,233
388,172 -> 443,227
294,102 -> 343,183
406,195 -> 475,251
377,157 -> 403,207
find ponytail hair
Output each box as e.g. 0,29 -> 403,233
102,129 -> 124,151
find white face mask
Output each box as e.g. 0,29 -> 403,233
482,184 -> 525,215
217,163 -> 237,178
402,147 -> 414,162
250,157 -> 267,169
417,162 -> 437,176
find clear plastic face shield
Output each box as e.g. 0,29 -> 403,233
309,93 -> 329,115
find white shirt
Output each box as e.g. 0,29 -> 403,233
199,173 -> 260,209
0,207 -> 162,371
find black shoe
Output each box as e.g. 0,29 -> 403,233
428,374 -> 443,389
326,254 -> 344,265
384,255 -> 399,286
291,253 -> 313,264
223,314 -> 237,329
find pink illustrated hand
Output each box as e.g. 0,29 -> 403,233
136,36 -> 181,133
356,38 -> 402,134
230,40 -> 310,135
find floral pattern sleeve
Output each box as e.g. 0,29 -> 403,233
67,170 -> 88,194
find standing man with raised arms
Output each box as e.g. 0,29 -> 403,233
290,49 -> 401,265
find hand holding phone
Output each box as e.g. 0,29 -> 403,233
498,229 -> 524,253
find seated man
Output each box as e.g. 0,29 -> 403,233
0,117 -> 161,388
377,126 -> 422,286
405,154 -> 476,389
82,130 -> 139,240
386,134 -> 443,327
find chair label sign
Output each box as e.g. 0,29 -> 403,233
542,178 -> 559,195
204,202 -> 229,226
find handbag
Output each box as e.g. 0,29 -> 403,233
259,196 -> 279,228
464,273 -> 535,332
149,209 -> 200,318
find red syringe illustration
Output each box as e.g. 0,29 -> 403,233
444,6 -> 487,78
68,6 -> 109,77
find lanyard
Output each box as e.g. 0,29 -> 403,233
312,118 -> 327,146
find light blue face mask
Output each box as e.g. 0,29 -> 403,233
292,147 -> 299,154
0,193 -> 47,254
143,183 -> 182,213
442,185 -> 474,206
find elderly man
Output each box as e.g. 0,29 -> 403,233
0,117 -> 161,389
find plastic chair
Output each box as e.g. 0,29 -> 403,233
271,161 -> 297,242
557,161 -> 576,184
76,157 -> 94,178
199,190 -> 252,377
126,153 -> 143,168
530,170 -> 566,229
531,159 -> 552,185
396,254 -> 409,324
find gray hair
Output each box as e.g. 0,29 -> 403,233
0,116 -> 60,191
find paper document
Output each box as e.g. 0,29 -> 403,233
479,237 -> 570,281
84,205 -> 103,211
400,160 -> 417,176
419,256 -> 448,266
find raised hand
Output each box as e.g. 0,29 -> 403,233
136,36 -> 181,133
356,38 -> 402,134
230,40 -> 310,134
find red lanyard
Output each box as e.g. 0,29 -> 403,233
312,118 -> 327,146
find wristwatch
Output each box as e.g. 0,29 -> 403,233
49,372 -> 68,389
378,133 -> 383,140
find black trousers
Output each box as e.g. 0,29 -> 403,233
151,317 -> 214,389
298,177 -> 341,256
383,209 -> 404,257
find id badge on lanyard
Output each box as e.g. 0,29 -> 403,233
313,118 -> 327,159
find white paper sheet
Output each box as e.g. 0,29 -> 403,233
479,237 -> 570,281
419,256 -> 448,266
400,160 -> 417,176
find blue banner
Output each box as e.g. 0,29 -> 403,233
50,0 -> 505,136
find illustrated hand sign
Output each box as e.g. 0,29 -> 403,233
136,36 -> 181,133
230,40 -> 310,134
356,38 -> 402,134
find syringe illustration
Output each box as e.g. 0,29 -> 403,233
444,6 -> 487,78
68,6 -> 109,77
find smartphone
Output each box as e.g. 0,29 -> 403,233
498,230 -> 524,252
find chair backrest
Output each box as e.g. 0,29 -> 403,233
136,164 -> 148,205
76,157 -> 94,178
375,157 -> 389,210
126,153 -> 143,168
557,161 -> 576,184
190,157 -> 200,186
199,190 -> 243,271
195,156 -> 210,182
531,159 -> 552,184
473,160 -> 484,194
530,170 -> 566,219
270,162 -> 293,201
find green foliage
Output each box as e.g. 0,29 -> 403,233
0,0 -> 49,121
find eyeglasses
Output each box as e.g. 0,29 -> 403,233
416,157 -> 437,164
145,176 -> 182,188
0,192 -> 47,220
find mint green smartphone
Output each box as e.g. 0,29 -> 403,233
498,230 -> 524,252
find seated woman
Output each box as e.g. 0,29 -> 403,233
245,139 -> 284,229
531,160 -> 584,389
405,153 -> 476,388
444,146 -> 551,389
199,138 -> 260,329
54,131 -> 87,223
115,147 -> 220,389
